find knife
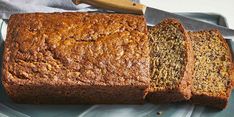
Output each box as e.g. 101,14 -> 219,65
72,0 -> 234,39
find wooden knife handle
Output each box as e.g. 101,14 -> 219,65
72,0 -> 146,15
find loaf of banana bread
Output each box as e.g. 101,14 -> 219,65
189,30 -> 234,109
2,12 -> 150,104
146,19 -> 194,103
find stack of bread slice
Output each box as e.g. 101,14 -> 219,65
148,18 -> 234,109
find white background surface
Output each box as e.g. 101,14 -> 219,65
1,0 -> 234,29
140,0 -> 234,29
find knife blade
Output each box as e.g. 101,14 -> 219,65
145,7 -> 234,39
72,0 -> 234,39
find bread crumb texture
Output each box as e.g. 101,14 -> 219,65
149,20 -> 187,90
190,30 -> 232,97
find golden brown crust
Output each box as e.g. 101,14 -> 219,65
177,19 -> 194,100
189,29 -> 233,109
147,18 -> 193,103
2,12 -> 150,104
190,94 -> 228,109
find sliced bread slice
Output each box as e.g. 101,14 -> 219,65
189,29 -> 234,109
147,19 -> 194,103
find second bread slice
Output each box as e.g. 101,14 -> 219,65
147,19 -> 194,103
189,30 -> 234,109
